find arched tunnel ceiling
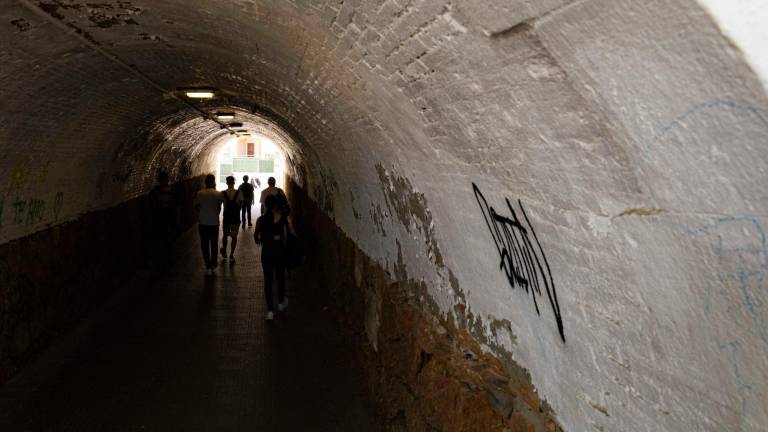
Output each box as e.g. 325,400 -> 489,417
2,1 -> 768,431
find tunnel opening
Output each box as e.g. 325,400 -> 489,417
214,134 -> 286,192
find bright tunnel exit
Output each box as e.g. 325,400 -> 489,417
216,134 -> 286,196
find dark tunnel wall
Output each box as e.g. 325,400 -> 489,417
2,1 -> 768,430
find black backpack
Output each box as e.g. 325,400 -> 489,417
285,232 -> 303,269
276,189 -> 291,216
222,190 -> 240,221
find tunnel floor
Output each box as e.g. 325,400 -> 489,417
0,225 -> 377,431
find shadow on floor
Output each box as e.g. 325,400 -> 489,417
0,226 -> 378,431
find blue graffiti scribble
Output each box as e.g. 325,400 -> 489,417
686,216 -> 768,348
686,216 -> 767,429
719,341 -> 752,432
646,98 -> 768,153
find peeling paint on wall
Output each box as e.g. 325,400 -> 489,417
376,163 -> 443,267
369,203 -> 387,237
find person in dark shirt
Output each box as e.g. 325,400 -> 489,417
254,194 -> 293,321
220,176 -> 243,264
238,175 -> 255,229
150,172 -> 178,236
148,172 -> 179,265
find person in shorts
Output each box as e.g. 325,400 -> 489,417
220,176 -> 244,264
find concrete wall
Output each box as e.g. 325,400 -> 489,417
1,1 -> 767,430
0,177 -> 202,384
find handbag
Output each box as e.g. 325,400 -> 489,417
285,233 -> 303,269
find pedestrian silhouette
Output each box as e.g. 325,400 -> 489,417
148,171 -> 179,266
259,177 -> 284,215
238,175 -> 255,228
220,176 -> 243,264
194,174 -> 223,275
254,194 -> 293,320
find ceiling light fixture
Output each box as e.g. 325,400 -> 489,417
186,91 -> 214,98
215,111 -> 235,120
179,87 -> 216,99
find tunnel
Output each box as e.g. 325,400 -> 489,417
1,0 -> 767,431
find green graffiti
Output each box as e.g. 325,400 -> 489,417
53,192 -> 64,221
0,192 -> 64,227
25,199 -> 45,226
10,197 -> 47,226
12,198 -> 26,224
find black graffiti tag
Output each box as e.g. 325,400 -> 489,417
473,183 -> 565,342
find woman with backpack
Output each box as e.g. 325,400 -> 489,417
254,194 -> 294,321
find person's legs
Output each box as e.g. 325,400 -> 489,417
200,224 -> 219,269
241,206 -> 247,228
262,254 -> 275,312
220,225 -> 228,258
198,224 -> 210,268
209,225 -> 219,270
246,203 -> 252,226
228,225 -> 238,258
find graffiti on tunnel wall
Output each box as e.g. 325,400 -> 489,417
0,193 -> 65,230
1,159 -> 66,233
686,215 -> 768,429
472,183 -> 565,342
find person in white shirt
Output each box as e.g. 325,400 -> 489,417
194,174 -> 224,275
259,177 -> 284,215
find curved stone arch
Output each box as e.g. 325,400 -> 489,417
1,0 -> 768,431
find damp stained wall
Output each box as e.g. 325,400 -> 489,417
1,1 -> 767,431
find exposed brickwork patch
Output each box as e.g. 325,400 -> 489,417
376,163 -> 444,267
288,180 -> 562,432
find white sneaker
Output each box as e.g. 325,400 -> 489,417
265,311 -> 274,321
278,298 -> 289,312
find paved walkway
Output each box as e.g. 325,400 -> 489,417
0,225 -> 377,431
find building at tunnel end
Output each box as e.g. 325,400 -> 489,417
1,0 -> 768,431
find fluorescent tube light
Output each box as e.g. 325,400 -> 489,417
185,90 -> 214,98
